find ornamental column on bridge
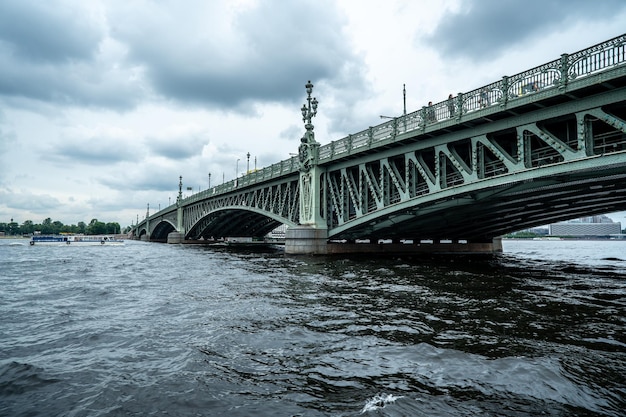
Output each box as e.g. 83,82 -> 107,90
285,81 -> 329,254
166,176 -> 185,244
141,204 -> 150,241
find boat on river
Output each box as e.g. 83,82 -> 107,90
29,235 -> 125,246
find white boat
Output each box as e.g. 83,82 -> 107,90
29,235 -> 125,246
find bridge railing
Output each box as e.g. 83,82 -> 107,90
319,33 -> 626,162
173,156 -> 300,208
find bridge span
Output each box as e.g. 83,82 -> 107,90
133,34 -> 626,254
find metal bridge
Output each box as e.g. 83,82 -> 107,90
133,34 -> 626,254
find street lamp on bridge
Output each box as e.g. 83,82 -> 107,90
380,84 -> 407,129
301,81 -> 318,131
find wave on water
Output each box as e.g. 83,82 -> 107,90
601,257 -> 624,262
0,361 -> 60,396
360,393 -> 404,413
0,240 -> 26,246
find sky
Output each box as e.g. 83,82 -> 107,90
1,0 -> 625,228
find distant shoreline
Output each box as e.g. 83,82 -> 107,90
0,234 -> 128,239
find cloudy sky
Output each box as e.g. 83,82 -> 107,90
1,0 -> 625,228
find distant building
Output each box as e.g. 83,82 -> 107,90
549,215 -> 622,236
267,224 -> 287,240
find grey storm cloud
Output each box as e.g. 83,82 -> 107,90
113,0 -> 367,110
0,2 -> 100,63
0,0 -> 368,113
147,135 -> 209,160
426,0 -> 626,61
0,2 -> 140,108
49,136 -> 140,166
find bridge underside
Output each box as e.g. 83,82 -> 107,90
330,162 -> 626,243
145,210 -> 284,241
187,209 -> 283,240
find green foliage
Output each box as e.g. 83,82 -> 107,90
504,231 -> 541,238
0,218 -> 124,236
87,219 -> 107,235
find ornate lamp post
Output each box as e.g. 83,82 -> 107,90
298,80 -> 319,172
176,176 -> 183,207
286,80 -> 327,254
175,175 -> 184,238
246,152 -> 250,173
301,82 -> 318,135
296,80 -> 324,227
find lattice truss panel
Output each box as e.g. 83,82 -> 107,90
326,105 -> 626,228
183,178 -> 300,237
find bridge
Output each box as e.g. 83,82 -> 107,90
132,34 -> 626,254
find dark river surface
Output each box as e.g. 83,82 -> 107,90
0,238 -> 624,416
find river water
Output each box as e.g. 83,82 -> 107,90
0,238 -> 624,416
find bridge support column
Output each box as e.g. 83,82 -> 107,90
492,237 -> 503,253
167,232 -> 184,244
285,226 -> 328,255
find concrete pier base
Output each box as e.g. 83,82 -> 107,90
327,237 -> 502,255
167,232 -> 184,244
285,226 -> 328,255
285,228 -> 502,255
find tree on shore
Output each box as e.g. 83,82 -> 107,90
0,218 -> 124,236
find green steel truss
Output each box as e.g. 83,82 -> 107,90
324,98 -> 626,241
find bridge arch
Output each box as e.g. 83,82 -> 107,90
136,227 -> 147,239
150,219 -> 178,241
185,206 -> 297,240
